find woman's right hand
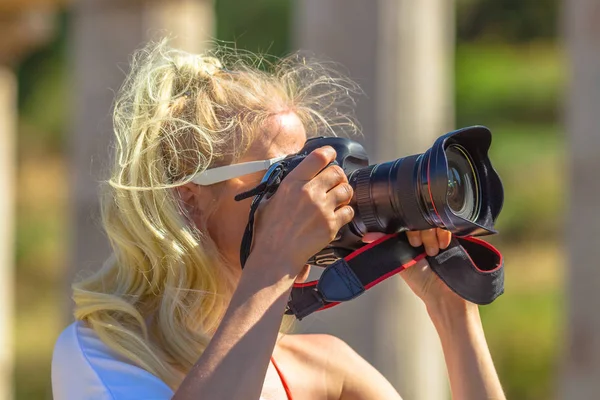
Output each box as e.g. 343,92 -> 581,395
251,146 -> 354,276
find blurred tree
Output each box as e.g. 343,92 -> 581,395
216,0 -> 291,56
457,0 -> 559,42
16,12 -> 68,154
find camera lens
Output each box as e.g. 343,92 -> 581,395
445,144 -> 480,222
343,126 -> 502,238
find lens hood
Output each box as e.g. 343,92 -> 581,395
421,125 -> 504,236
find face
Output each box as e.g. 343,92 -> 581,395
185,111 -> 307,272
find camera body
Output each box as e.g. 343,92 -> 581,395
278,126 -> 504,266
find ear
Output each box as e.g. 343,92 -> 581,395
175,183 -> 195,211
175,182 -> 215,216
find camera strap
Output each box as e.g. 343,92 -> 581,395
285,231 -> 504,320
235,161 -> 288,268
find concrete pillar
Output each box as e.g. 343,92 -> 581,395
294,1 -> 453,398
0,67 -> 16,400
69,0 -> 214,300
561,0 -> 600,398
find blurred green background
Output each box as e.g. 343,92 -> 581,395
15,0 -> 564,399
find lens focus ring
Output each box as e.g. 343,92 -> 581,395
354,164 -> 380,231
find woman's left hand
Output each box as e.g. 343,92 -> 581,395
362,228 -> 463,307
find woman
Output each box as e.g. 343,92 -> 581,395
52,40 -> 505,399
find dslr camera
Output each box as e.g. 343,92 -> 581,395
276,125 -> 504,265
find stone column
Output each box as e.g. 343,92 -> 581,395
0,66 -> 16,400
294,0 -> 453,398
69,0 -> 214,304
561,0 -> 600,398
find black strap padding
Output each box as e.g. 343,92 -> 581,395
317,259 -> 365,302
285,232 -> 504,320
427,236 -> 504,305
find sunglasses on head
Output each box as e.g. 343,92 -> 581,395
186,155 -> 287,186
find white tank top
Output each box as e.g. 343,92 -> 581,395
52,321 -> 174,399
52,321 -> 284,400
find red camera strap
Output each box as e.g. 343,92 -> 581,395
285,232 -> 503,320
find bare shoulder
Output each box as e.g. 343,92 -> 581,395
277,333 -> 401,400
278,333 -> 355,369
279,333 -> 349,352
275,334 -> 352,399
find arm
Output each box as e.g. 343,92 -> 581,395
402,229 -> 505,400
173,253 -> 295,400
329,230 -> 504,400
428,297 -> 506,400
329,288 -> 504,400
173,146 -> 354,399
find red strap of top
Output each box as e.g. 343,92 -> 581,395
270,356 -> 293,400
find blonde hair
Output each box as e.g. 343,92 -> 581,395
72,38 -> 360,389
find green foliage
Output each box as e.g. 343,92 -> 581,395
216,0 -> 292,57
456,43 -> 564,125
482,287 -> 564,400
17,12 -> 69,154
455,41 -> 564,245
484,122 -> 564,243
457,0 -> 559,42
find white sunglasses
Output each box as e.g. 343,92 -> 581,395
186,155 -> 287,186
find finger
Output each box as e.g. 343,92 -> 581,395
406,231 -> 423,247
420,228 -> 440,257
362,232 -> 387,243
436,228 -> 452,249
327,183 -> 353,208
287,146 -> 336,181
334,205 -> 354,230
316,165 -> 348,192
295,265 -> 311,283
